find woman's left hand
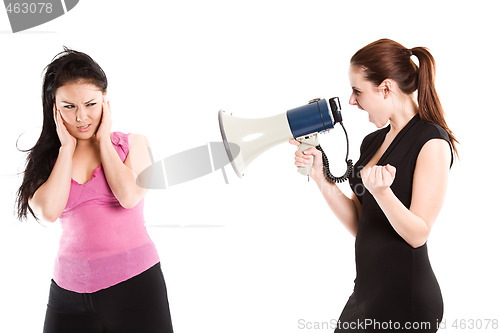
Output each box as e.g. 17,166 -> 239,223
361,164 -> 397,196
96,96 -> 112,143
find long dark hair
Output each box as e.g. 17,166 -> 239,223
350,38 -> 458,155
16,48 -> 107,220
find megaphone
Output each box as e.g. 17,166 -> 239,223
218,97 -> 352,182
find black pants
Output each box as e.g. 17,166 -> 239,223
43,263 -> 174,333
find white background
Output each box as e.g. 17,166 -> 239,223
1,0 -> 499,332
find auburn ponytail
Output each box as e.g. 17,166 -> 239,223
351,39 -> 458,156
410,47 -> 458,153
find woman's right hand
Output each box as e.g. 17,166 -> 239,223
53,104 -> 76,150
289,139 -> 324,182
31,106 -> 76,222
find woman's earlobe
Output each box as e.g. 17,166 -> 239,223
384,87 -> 390,99
380,80 -> 392,98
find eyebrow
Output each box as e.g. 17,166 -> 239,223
61,99 -> 96,104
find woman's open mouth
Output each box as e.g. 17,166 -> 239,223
77,124 -> 90,132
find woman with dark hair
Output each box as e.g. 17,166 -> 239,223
291,39 -> 457,332
16,48 -> 174,333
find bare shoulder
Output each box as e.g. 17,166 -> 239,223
412,138 -> 451,204
128,133 -> 150,150
124,133 -> 152,173
410,138 -> 451,227
417,138 -> 452,169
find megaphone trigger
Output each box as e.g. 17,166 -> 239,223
295,133 -> 319,178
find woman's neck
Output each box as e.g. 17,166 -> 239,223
388,96 -> 418,135
75,135 -> 99,151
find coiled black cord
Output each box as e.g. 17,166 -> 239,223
316,122 -> 353,183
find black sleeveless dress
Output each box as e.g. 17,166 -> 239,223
336,115 -> 453,333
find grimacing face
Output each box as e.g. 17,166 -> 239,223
348,65 -> 391,128
55,81 -> 105,140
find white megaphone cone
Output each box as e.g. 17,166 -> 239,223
218,111 -> 293,178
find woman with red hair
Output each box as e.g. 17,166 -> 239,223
292,39 -> 457,332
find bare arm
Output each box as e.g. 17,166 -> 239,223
95,99 -> 153,209
315,175 -> 360,237
99,133 -> 152,209
291,140 -> 360,236
362,139 -> 451,248
29,109 -> 76,222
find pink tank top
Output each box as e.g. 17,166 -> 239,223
53,132 -> 160,293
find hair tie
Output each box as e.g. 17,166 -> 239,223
408,49 -> 413,56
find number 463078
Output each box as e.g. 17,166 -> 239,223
6,2 -> 53,14
451,318 -> 499,330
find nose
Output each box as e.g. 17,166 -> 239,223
75,107 -> 87,121
349,92 -> 357,106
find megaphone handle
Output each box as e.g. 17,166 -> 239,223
296,134 -> 319,177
